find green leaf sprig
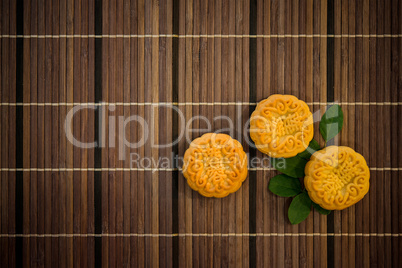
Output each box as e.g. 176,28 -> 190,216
288,192 -> 312,224
270,139 -> 320,178
319,104 -> 344,143
268,174 -> 302,197
268,174 -> 330,224
268,104 -> 343,224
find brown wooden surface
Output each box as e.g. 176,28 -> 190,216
1,0 -> 402,267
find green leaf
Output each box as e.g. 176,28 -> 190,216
296,139 -> 321,160
312,202 -> 332,215
268,174 -> 303,197
271,156 -> 308,178
271,140 -> 320,178
319,104 -> 344,142
288,192 -> 312,225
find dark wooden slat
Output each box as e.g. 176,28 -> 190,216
255,0 -> 264,266
101,0 -> 110,266
44,0 -> 53,266
228,0 -> 237,265
312,0 -> 321,262
80,0 -> 90,265
205,0 -> 215,264
184,0 -> 193,266
107,0 -> 117,265
212,0 -> 222,266
290,0 -> 300,266
165,0 -> 174,263
94,0 -> 102,265
1,0 -> 10,267
306,0 -> 314,267
191,0 -> 200,266
158,0 -> 167,265
115,0 -> 124,266
333,0 -> 342,266
128,0 -> 139,260
340,0 -> 350,267
22,0 -> 31,266
58,0 -> 67,266
376,1 -> 386,267
35,1 -> 45,265
154,0 -> 167,263
390,1 -> 400,268
36,1 -> 46,267
264,0 -> 273,263
354,1 -> 364,266
30,0 -> 40,266
348,1 -> 357,267
65,0 -> 75,266
319,2 -> 328,267
121,0 -> 131,267
298,1 -> 308,266
9,0 -> 17,265
87,0 -> 96,266
143,0 -> 153,265
318,0 -> 328,267
0,0 -> 3,264
128,0 -> 138,265
369,0 -> 378,267
72,0 -> 82,266
383,1 -> 393,268
0,0 -> 401,266
399,1 -> 402,267
136,0 -> 145,266
220,0 -> 229,266
150,0 -> 160,265
242,0 -> 250,266
235,0 -> 244,266
285,0 -> 294,266
199,0 -> 208,263
361,0 -> 371,266
50,0 -> 60,266
177,0 -> 186,266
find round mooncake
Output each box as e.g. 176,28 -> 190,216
250,94 -> 314,158
182,133 -> 248,198
304,146 -> 370,210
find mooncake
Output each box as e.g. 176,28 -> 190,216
250,94 -> 314,158
304,146 -> 370,210
182,133 -> 248,198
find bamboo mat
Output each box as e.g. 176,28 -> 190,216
0,0 -> 401,267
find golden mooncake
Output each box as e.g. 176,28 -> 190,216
182,133 -> 248,198
304,146 -> 370,210
250,94 -> 314,158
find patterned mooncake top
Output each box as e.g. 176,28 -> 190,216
304,146 -> 370,210
250,94 -> 314,158
182,133 -> 248,198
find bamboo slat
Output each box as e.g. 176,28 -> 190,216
0,0 -> 401,267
